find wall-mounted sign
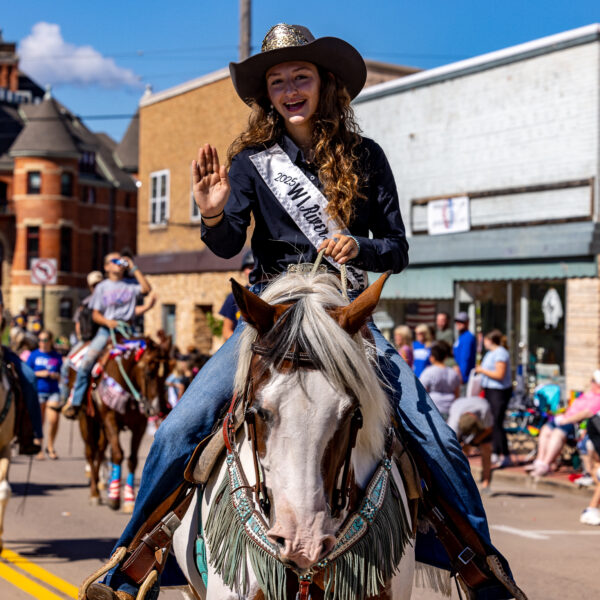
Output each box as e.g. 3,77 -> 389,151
427,196 -> 470,235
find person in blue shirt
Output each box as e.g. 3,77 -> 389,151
475,329 -> 513,468
412,323 -> 433,377
218,250 -> 254,340
27,330 -> 62,459
453,311 -> 477,384
85,24 -> 518,600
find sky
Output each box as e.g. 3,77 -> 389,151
2,1 -> 600,142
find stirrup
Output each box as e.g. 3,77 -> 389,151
79,547 -> 158,600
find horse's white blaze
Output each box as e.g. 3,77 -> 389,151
258,371 -> 350,567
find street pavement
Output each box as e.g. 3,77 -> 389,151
0,421 -> 597,599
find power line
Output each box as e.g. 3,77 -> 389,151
18,44 -> 468,63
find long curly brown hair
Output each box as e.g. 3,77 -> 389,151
227,67 -> 365,226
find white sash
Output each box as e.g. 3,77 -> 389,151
249,144 -> 367,290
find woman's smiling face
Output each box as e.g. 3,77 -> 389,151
266,61 -> 320,133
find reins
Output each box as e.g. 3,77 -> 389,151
312,248 -> 349,301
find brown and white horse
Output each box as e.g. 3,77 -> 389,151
173,271 -> 415,600
75,336 -> 170,511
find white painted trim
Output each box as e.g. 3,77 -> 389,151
140,68 -> 230,107
355,23 -> 600,103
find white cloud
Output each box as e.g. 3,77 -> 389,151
19,22 -> 142,89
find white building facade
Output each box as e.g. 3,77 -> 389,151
355,24 -> 600,394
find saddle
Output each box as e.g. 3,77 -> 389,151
0,348 -> 37,455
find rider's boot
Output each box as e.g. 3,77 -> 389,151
15,396 -> 41,455
84,583 -> 134,600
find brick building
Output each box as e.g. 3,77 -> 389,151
136,61 -> 419,353
0,32 -> 138,337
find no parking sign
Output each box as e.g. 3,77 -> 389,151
31,258 -> 57,285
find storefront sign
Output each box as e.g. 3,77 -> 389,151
427,196 -> 470,235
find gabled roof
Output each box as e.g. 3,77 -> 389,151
10,95 -> 79,158
114,112 -> 139,172
1,92 -> 137,190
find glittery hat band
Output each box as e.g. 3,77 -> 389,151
261,24 -> 313,52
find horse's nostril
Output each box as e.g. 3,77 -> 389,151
321,536 -> 335,557
274,536 -> 285,548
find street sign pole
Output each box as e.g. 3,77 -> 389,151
41,283 -> 45,329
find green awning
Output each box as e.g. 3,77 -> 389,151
372,259 -> 598,300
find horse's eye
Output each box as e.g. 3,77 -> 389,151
254,406 -> 272,423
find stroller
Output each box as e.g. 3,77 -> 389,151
503,383 -> 562,459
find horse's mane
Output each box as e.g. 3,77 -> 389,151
234,272 -> 391,464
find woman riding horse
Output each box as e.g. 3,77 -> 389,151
85,24 -> 517,600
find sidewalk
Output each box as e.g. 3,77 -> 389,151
468,455 -> 596,496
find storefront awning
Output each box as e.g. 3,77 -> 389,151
373,259 -> 598,300
407,221 -> 600,265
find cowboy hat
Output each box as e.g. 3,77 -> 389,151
229,23 -> 367,105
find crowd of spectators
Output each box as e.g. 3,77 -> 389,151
392,309 -> 600,525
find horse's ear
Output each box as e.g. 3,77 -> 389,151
230,278 -> 291,335
332,271 -> 391,335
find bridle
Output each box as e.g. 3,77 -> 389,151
223,339 -> 364,522
130,342 -> 170,416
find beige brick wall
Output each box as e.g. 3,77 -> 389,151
138,76 -> 250,255
143,270 -> 240,354
565,277 -> 600,393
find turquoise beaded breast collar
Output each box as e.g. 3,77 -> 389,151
204,442 -> 411,600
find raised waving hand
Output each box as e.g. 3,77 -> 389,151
191,144 -> 230,224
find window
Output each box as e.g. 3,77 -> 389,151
26,226 -> 40,267
150,170 -> 169,225
61,172 -> 73,197
190,173 -> 201,221
79,151 -> 96,174
59,297 -> 73,319
25,298 -> 39,314
27,171 -> 41,194
80,185 -> 96,204
60,227 -> 72,272
0,181 -> 7,214
162,304 -> 176,344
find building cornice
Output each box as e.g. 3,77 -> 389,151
355,23 -> 600,104
139,68 -> 231,108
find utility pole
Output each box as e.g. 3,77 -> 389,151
239,0 -> 251,61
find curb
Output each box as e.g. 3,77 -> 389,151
470,464 -> 595,497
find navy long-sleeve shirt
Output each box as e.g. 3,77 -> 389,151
201,135 -> 409,284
